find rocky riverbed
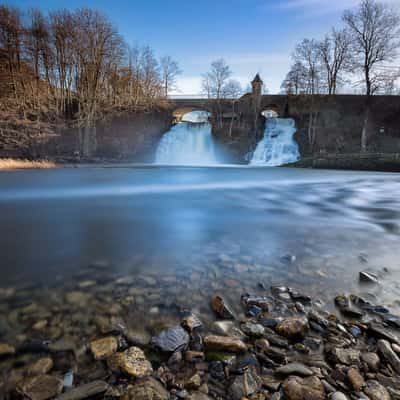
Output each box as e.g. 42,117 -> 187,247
1,267 -> 400,400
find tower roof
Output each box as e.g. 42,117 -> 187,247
252,74 -> 263,84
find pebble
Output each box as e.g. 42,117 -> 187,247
329,393 -> 348,400
276,317 -> 308,339
19,374 -> 63,400
229,368 -> 262,400
363,380 -> 391,400
276,362 -> 314,377
241,321 -> 265,337
331,348 -> 360,365
211,295 -> 235,319
27,358 -> 54,376
377,339 -> 400,373
90,336 -> 118,360
116,346 -> 153,378
204,335 -> 247,353
282,376 -> 325,400
361,352 -> 380,371
152,325 -> 190,352
0,343 -> 15,356
124,377 -> 169,400
347,367 -> 365,391
56,381 -> 109,400
359,271 -> 379,284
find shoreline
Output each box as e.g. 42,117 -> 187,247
0,272 -> 399,399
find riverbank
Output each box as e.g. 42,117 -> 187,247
0,159 -> 57,171
286,153 -> 400,172
0,270 -> 399,400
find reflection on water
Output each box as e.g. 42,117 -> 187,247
1,166 -> 400,321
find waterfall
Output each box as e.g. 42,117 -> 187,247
250,117 -> 300,166
155,112 -> 219,165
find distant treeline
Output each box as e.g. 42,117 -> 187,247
0,5 -> 181,127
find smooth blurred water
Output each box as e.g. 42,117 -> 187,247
251,118 -> 300,166
1,166 -> 400,310
155,111 -> 219,165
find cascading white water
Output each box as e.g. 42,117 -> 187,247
155,111 -> 219,165
250,117 -> 300,166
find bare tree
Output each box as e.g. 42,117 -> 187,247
223,79 -> 242,137
343,0 -> 400,151
343,0 -> 400,96
160,55 -> 181,97
293,39 -> 324,151
318,28 -> 351,95
202,59 -> 232,127
281,61 -> 308,95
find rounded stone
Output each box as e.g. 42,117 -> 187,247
117,347 -> 153,378
90,336 -> 118,360
276,317 -> 308,339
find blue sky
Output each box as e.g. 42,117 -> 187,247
8,0 -> 400,93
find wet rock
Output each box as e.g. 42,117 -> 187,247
329,393 -> 348,400
126,328 -> 151,347
27,358 -> 53,376
276,362 -> 314,377
211,295 -> 235,319
241,322 -> 265,337
19,374 -> 63,400
185,373 -> 202,390
152,325 -> 190,352
331,348 -> 360,365
347,368 -> 364,391
63,372 -> 73,389
204,335 -> 246,353
282,376 -> 325,400
123,377 -> 168,400
276,317 -> 308,339
117,347 -> 153,378
56,381 -> 109,400
334,295 -> 363,318
229,368 -> 262,400
65,291 -> 89,306
289,288 -> 312,303
0,343 -> 15,357
359,271 -> 379,284
368,322 -> 400,344
361,352 -> 380,371
185,351 -> 204,363
241,294 -> 270,311
182,314 -> 202,332
90,336 -> 118,360
377,339 -> 400,374
211,321 -> 234,336
363,380 -> 391,400
187,393 -> 212,400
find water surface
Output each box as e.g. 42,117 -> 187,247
1,166 -> 400,322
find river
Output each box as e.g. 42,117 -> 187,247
1,166 -> 400,325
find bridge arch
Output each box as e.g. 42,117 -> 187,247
172,107 -> 212,123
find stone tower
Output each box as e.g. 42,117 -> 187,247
251,73 -> 263,97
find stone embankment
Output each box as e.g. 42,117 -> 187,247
286,153 -> 400,172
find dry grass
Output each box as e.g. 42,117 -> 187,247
0,158 -> 57,170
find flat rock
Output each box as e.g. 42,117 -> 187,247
90,337 -> 118,360
20,374 -> 63,400
276,362 -> 314,377
117,347 -> 153,378
282,376 -> 325,400
0,343 -> 15,356
27,358 -> 54,376
241,322 -> 265,337
368,323 -> 400,344
361,352 -> 380,371
276,317 -> 308,339
55,381 -> 109,400
229,368 -> 262,400
347,367 -> 364,391
363,380 -> 391,400
211,295 -> 235,319
331,348 -> 360,365
377,339 -> 400,374
359,271 -> 379,284
124,377 -> 168,400
152,325 -> 189,352
204,335 -> 246,353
